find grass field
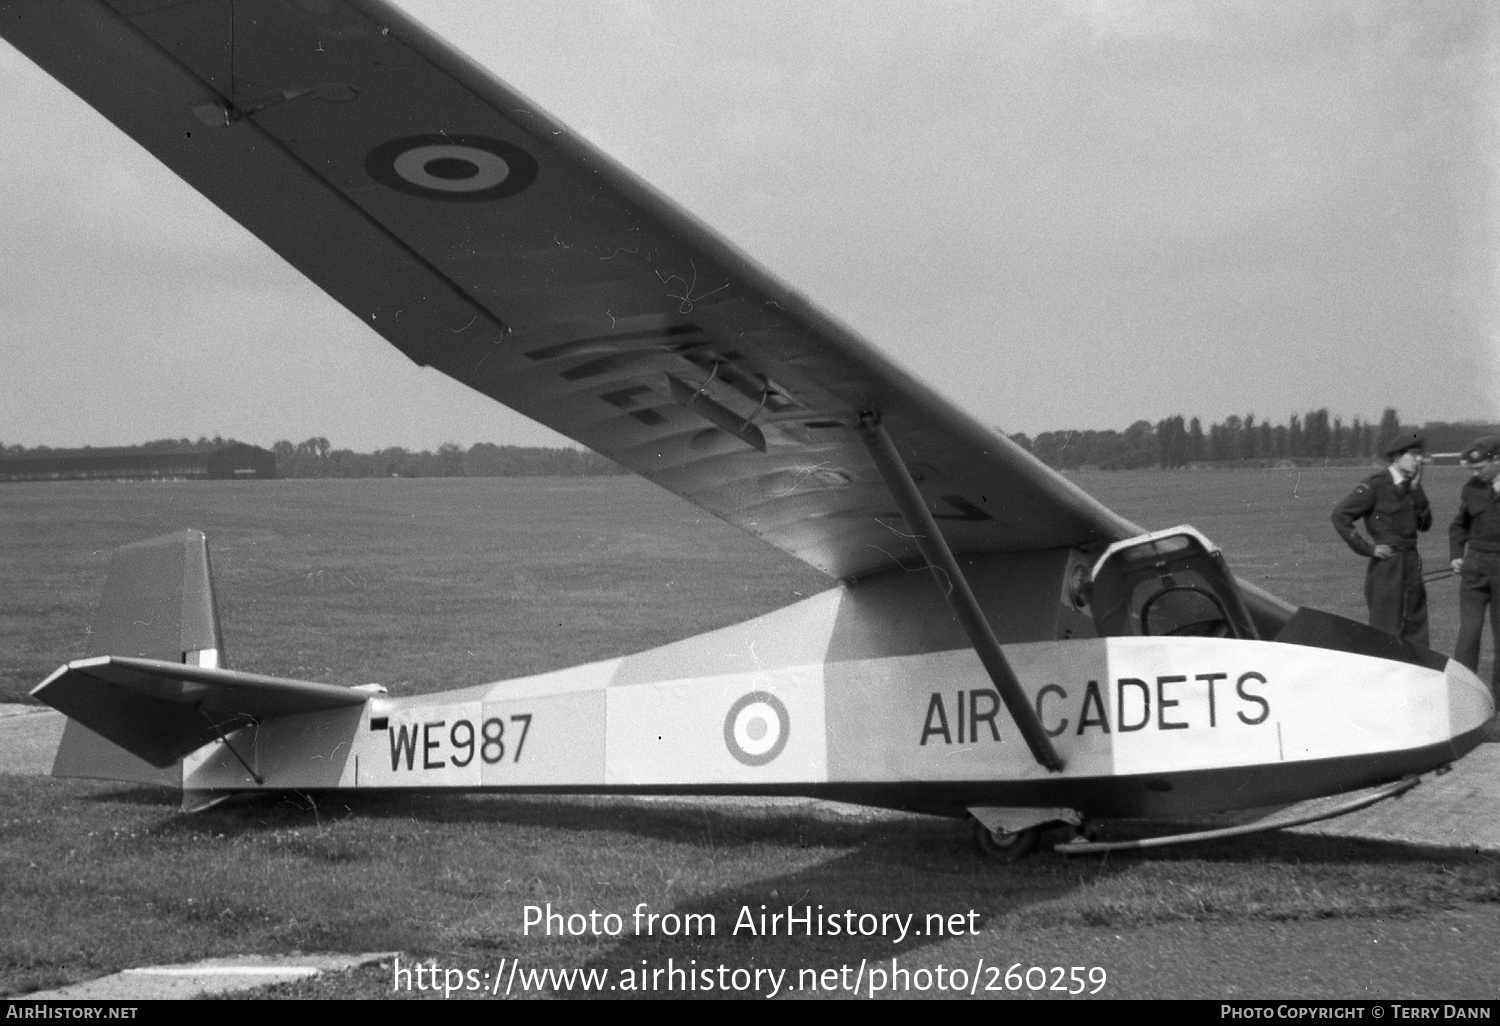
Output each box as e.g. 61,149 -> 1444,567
1,468 -> 1496,999
0,476 -> 829,703
3,466 -> 1486,701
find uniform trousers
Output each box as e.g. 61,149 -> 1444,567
1365,548 -> 1428,647
1454,550 -> 1500,702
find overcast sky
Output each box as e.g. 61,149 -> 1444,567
1,0 -> 1495,452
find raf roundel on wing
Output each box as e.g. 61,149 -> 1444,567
724,691 -> 790,767
365,135 -> 539,201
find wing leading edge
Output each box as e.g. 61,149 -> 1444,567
1,0 -> 1142,579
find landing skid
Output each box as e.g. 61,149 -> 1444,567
1053,774 -> 1423,855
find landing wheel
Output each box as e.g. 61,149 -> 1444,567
972,819 -> 1040,861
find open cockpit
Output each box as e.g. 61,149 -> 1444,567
1085,527 -> 1260,641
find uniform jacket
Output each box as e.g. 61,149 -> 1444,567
1449,478 -> 1500,560
1331,470 -> 1432,558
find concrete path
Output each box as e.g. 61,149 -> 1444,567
1293,742 -> 1500,852
22,952 -> 396,1000
0,705 -> 63,776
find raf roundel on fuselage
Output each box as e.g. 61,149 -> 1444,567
724,691 -> 791,767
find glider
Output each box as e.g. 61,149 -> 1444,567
8,0 -> 1491,854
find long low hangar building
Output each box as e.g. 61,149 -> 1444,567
0,443 -> 276,482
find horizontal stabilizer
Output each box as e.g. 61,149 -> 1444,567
33,656 -> 369,768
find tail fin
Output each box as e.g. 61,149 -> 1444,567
49,530 -> 224,785
87,529 -> 226,667
40,531 -> 366,792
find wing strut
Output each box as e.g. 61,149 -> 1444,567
858,414 -> 1065,772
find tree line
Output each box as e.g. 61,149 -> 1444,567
2,435 -> 238,456
1012,411 -> 1500,471
0,436 -> 626,478
269,438 -> 625,478
9,412 -> 1498,478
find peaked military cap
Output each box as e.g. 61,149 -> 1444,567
1379,431 -> 1426,459
1459,434 -> 1500,464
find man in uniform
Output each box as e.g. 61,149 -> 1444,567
1331,431 -> 1432,645
1449,434 -> 1500,703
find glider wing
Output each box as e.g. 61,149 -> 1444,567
0,0 -> 1142,582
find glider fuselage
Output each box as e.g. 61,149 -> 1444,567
170,555 -> 1494,820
